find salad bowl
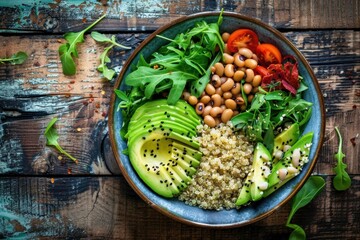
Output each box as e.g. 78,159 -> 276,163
108,11 -> 325,228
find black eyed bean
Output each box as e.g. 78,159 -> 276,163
223,53 -> 234,64
221,109 -> 234,123
222,32 -> 230,43
204,115 -> 216,127
235,96 -> 245,105
244,58 -> 258,69
252,75 -> 262,87
214,62 -> 225,76
248,94 -> 254,103
195,102 -> 204,115
238,47 -> 253,59
234,53 -> 245,68
231,82 -> 241,95
243,83 -> 253,95
225,99 -> 237,110
221,78 -> 234,92
200,95 -> 211,105
211,94 -> 222,107
223,91 -> 233,99
205,83 -> 216,95
202,105 -> 212,117
233,70 -> 245,82
211,74 -> 222,88
224,64 -> 235,78
245,68 -> 254,83
182,91 -> 190,101
210,106 -> 223,118
188,95 -> 198,105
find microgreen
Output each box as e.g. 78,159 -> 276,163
333,126 -> 351,191
45,117 -> 78,164
59,14 -> 106,76
286,176 -> 326,240
0,51 -> 28,65
91,31 -> 131,80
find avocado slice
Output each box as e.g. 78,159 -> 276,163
272,123 -> 300,163
266,132 -> 314,193
235,142 -> 271,206
250,143 -> 272,201
126,99 -> 202,198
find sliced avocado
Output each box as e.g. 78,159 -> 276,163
235,171 -> 252,206
272,123 -> 300,163
267,132 -> 314,192
126,99 -> 202,198
250,143 -> 272,201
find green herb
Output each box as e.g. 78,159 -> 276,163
286,176 -> 326,240
91,31 -> 131,80
59,14 -> 106,76
231,87 -> 313,142
333,126 -> 351,191
45,117 -> 78,163
124,12 -> 224,105
0,51 -> 28,65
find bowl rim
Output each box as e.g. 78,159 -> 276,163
108,11 -> 326,228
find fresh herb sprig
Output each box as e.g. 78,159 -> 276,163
333,127 -> 351,191
0,51 -> 28,65
286,176 -> 326,240
59,14 -> 106,76
91,31 -> 131,80
45,118 -> 78,164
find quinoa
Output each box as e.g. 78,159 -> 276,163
178,122 -> 254,210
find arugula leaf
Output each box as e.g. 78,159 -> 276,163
45,118 -> 78,164
286,176 -> 325,240
125,66 -> 198,104
91,32 -> 131,80
59,14 -> 106,76
0,51 -> 28,65
231,88 -> 313,141
333,127 -> 351,191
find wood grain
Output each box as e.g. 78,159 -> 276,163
1,30 -> 359,175
0,175 -> 358,239
0,0 -> 359,33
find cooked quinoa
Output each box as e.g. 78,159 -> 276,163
178,122 -> 254,210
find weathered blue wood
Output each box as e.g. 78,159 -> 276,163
0,0 -> 359,33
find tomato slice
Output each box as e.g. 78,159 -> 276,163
254,65 -> 270,77
227,29 -> 259,53
256,43 -> 282,67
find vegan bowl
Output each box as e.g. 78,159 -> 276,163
108,11 -> 325,228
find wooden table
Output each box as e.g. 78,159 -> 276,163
0,1 -> 359,239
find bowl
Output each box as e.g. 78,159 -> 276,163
108,11 -> 325,228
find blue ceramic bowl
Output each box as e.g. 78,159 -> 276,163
108,11 -> 325,228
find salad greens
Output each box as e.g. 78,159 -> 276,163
59,14 -> 106,76
91,31 -> 131,80
0,51 -> 28,65
124,12 -> 224,105
117,13 -> 224,137
45,117 -> 78,163
231,84 -> 313,144
286,176 -> 325,240
333,127 -> 351,191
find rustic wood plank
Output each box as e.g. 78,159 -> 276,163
0,175 -> 358,239
0,30 -> 359,175
0,0 -> 359,33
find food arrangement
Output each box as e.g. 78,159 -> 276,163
116,13 -> 314,210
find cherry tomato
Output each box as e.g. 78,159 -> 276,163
227,29 -> 259,53
256,43 -> 282,66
